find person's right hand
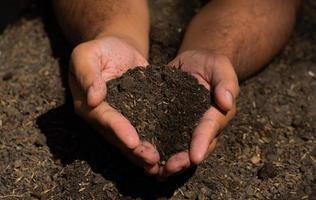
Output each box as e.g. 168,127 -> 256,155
69,36 -> 160,175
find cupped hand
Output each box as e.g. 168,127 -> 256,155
160,50 -> 240,178
69,36 -> 160,175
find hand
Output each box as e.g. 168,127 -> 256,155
159,50 -> 240,178
69,36 -> 160,175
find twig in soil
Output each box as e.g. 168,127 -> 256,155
14,176 -> 23,184
41,185 -> 57,194
178,188 -> 184,196
0,194 -> 26,199
84,168 -> 91,176
89,192 -> 96,200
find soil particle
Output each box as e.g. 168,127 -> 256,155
311,147 -> 316,157
250,155 -> 261,165
13,160 -> 22,168
2,71 -> 13,81
33,133 -> 47,147
257,163 -> 278,180
107,66 -> 210,161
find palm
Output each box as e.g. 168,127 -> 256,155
93,37 -> 148,81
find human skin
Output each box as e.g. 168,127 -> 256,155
160,0 -> 301,178
53,0 -> 301,178
53,0 -> 161,175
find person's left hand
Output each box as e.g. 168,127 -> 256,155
159,50 -> 240,178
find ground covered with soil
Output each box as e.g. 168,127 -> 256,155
0,0 -> 315,199
107,66 -> 210,161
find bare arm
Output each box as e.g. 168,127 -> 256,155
162,0 -> 301,177
53,0 -> 149,57
179,0 -> 301,80
52,1 -> 162,176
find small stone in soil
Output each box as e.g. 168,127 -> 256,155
251,155 -> 261,165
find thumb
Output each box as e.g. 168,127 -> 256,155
211,59 -> 239,112
87,77 -> 107,107
70,43 -> 106,107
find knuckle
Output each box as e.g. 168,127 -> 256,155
96,106 -> 117,127
200,117 -> 221,132
231,106 -> 237,116
225,106 -> 237,124
70,44 -> 86,73
71,42 -> 94,62
71,44 -> 84,60
72,42 -> 89,55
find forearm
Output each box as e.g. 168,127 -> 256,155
53,0 -> 150,57
179,0 -> 301,80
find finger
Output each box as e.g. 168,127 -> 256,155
159,151 -> 191,179
144,164 -> 160,176
190,106 -> 235,165
204,138 -> 218,159
124,143 -> 160,175
213,80 -> 239,112
211,61 -> 239,112
132,141 -> 160,165
92,103 -> 163,173
90,102 -> 140,149
189,109 -> 220,165
71,43 -> 106,107
168,58 -> 183,69
168,58 -> 211,90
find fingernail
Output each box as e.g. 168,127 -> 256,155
225,90 -> 233,107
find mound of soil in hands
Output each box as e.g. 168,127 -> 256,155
106,66 -> 210,161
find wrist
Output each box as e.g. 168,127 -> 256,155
178,49 -> 239,78
179,46 -> 236,64
95,30 -> 149,59
94,0 -> 150,58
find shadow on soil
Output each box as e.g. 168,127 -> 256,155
37,104 -> 196,199
36,2 -> 195,199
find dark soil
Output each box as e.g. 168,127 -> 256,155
0,0 -> 315,199
106,66 -> 210,161
257,163 -> 278,180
